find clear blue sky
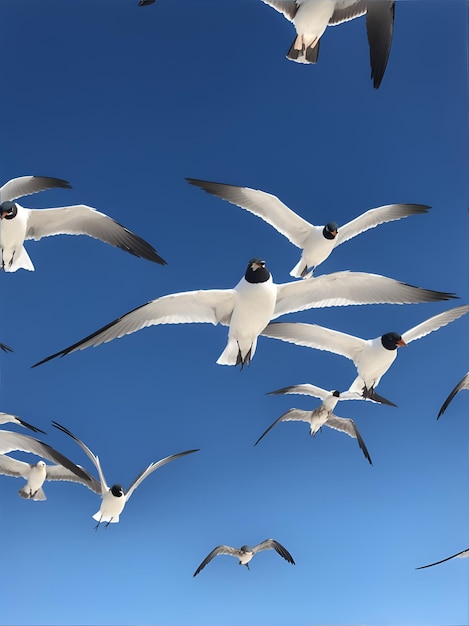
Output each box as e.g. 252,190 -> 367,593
1,1 -> 468,625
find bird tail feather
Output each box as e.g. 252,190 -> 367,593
4,246 -> 34,272
19,486 -> 46,500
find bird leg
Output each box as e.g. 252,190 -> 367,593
94,515 -> 103,531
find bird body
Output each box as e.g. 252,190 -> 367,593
193,539 -> 295,576
262,305 -> 468,402
18,460 -> 47,500
0,203 -> 33,271
217,260 -> 277,365
187,178 -> 430,278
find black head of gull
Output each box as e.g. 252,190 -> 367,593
381,332 -> 407,351
0,201 -> 17,220
245,258 -> 270,284
111,484 -> 124,497
323,222 -> 339,239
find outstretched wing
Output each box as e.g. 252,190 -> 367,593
51,421 -> 106,493
336,204 -> 429,246
402,305 -> 468,345
326,415 -> 372,465
187,178 -> 314,249
32,289 -> 236,367
416,548 -> 469,570
274,271 -> 456,319
0,176 -> 71,203
254,408 -> 312,446
267,383 -> 330,400
253,539 -> 295,564
366,0 -> 395,89
25,205 -> 166,265
261,0 -> 299,21
125,449 -> 199,501
438,372 -> 469,419
193,545 -> 242,577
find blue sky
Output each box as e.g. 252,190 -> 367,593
0,1 -> 468,625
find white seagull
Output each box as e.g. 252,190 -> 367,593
0,411 -> 46,434
416,548 -> 469,570
255,384 -> 372,463
0,429 -> 100,499
437,372 -> 469,418
187,177 -> 429,278
0,456 -> 100,501
32,259 -> 456,369
262,0 -> 395,88
262,305 -> 468,403
52,421 -> 199,529
193,539 -> 295,576
0,175 -> 166,271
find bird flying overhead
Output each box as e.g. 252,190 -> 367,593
256,385 -> 372,463
186,177 -> 428,278
262,305 -> 468,403
52,421 -> 199,529
261,0 -> 395,88
0,175 -> 166,271
32,259 -> 457,369
193,538 -> 295,576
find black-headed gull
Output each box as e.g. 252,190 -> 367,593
193,539 -> 295,576
187,177 -> 428,278
32,259 -> 456,369
0,411 -> 45,434
262,305 -> 468,403
256,384 -> 372,463
52,421 -> 198,529
0,175 -> 166,271
262,0 -> 395,88
437,372 -> 469,418
416,548 -> 469,570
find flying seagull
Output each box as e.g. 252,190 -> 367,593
193,539 -> 295,576
262,305 -> 468,403
416,548 -> 469,570
0,175 -> 166,271
52,421 -> 199,529
32,259 -> 456,369
186,177 -> 428,278
0,455 -> 100,501
262,0 -> 395,88
437,372 -> 469,418
0,429 -> 100,499
0,411 -> 46,434
255,385 -> 372,463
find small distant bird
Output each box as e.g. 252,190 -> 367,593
52,421 -> 198,529
416,548 -> 469,570
262,305 -> 468,404
0,175 -> 166,271
32,259 -> 456,369
0,411 -> 45,434
0,429 -> 100,499
193,539 -> 295,576
187,177 -> 428,278
262,0 -> 395,88
437,372 -> 469,418
138,0 -> 156,4
256,384 -> 372,464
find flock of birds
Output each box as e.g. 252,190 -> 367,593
1,0 -> 467,579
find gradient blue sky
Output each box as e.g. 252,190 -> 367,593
1,1 -> 468,625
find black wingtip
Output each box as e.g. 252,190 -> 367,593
34,176 -> 72,190
0,343 -> 14,353
18,418 -> 46,434
365,389 -> 398,408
